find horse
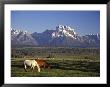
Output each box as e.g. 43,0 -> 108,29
35,59 -> 50,69
24,60 -> 40,72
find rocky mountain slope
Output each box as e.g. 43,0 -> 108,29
11,25 -> 100,47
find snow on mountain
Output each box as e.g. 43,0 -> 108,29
52,25 -> 77,39
11,25 -> 100,47
11,28 -> 38,46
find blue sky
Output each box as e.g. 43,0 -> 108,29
11,11 -> 100,35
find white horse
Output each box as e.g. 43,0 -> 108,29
24,60 -> 40,72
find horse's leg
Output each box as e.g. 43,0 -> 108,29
32,66 -> 34,72
31,65 -> 33,70
36,64 -> 40,72
24,64 -> 27,72
30,65 -> 34,72
43,64 -> 45,68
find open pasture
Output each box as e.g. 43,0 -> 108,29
11,47 -> 100,77
11,55 -> 100,77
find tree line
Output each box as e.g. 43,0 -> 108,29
11,47 -> 100,58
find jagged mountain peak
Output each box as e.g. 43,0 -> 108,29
56,25 -> 74,31
11,28 -> 38,46
11,28 -> 30,35
11,26 -> 100,47
52,25 -> 77,39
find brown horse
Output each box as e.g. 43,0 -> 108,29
35,59 -> 50,69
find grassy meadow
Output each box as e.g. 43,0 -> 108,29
11,47 -> 100,77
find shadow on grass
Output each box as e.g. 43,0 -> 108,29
49,61 -> 100,73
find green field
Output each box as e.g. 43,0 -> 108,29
11,47 -> 100,77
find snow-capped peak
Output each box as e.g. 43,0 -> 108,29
11,29 -> 21,35
52,25 -> 77,39
56,25 -> 75,32
11,28 -> 29,35
11,26 -> 100,47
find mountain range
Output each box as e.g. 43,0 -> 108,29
11,25 -> 100,47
